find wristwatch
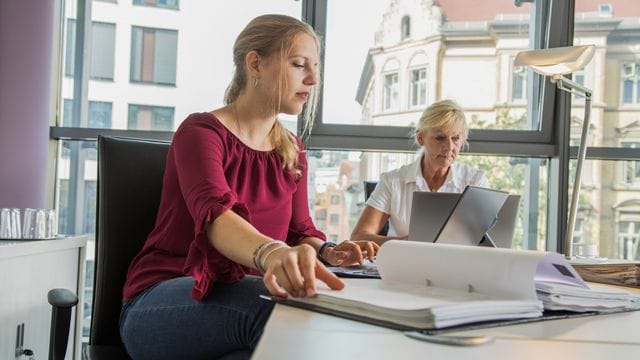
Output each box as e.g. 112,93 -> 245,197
318,242 -> 337,260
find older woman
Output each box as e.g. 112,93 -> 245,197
351,99 -> 488,245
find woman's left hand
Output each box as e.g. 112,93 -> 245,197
321,240 -> 379,267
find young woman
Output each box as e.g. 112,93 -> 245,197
351,100 -> 488,245
120,14 -> 378,359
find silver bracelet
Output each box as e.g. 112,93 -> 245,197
259,242 -> 287,273
252,240 -> 277,272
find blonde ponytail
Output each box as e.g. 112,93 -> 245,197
269,120 -> 300,175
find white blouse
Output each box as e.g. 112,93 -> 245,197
365,157 -> 488,237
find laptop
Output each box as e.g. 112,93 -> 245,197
330,186 -> 518,279
408,186 -> 512,247
483,194 -> 521,248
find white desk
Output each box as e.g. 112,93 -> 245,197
253,279 -> 640,360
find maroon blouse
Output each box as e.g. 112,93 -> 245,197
122,112 -> 325,301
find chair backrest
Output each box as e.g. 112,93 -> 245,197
91,136 -> 170,347
363,181 -> 389,236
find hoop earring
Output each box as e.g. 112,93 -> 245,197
253,77 -> 259,88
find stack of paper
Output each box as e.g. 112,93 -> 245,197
278,241 -> 640,331
536,281 -> 640,312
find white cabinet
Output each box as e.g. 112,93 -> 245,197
0,237 -> 86,360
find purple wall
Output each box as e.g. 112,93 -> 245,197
0,0 -> 55,208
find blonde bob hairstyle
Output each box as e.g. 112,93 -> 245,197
414,99 -> 469,149
224,14 -> 321,175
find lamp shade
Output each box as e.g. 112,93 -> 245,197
514,45 -> 595,76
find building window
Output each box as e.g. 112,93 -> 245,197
573,70 -> 585,100
130,26 -> 178,85
65,20 -> 116,80
572,217 -> 584,244
133,0 -> 179,9
63,99 -> 113,128
511,65 -> 527,101
622,142 -> 640,185
622,63 -> 640,105
330,214 -> 340,225
330,195 -> 341,205
618,220 -> 640,260
128,104 -> 174,130
383,73 -> 399,111
64,19 -> 76,77
409,68 -> 427,108
401,15 -> 411,40
88,101 -> 113,128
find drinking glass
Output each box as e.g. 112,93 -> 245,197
0,208 -> 11,238
22,208 -> 37,239
45,209 -> 57,238
10,208 -> 21,238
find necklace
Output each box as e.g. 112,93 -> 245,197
232,102 -> 245,141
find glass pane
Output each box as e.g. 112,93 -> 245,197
91,22 -> 116,80
61,0 -> 301,131
567,159 -> 640,260
572,1 -> 640,140
322,0 -> 536,130
56,140 -> 97,341
308,150 -> 548,251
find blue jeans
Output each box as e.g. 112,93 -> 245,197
120,276 -> 274,360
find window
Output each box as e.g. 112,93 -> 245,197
622,142 -> 640,185
409,68 -> 426,108
65,20 -> 116,80
130,26 -> 178,85
320,0 -> 536,130
330,214 -> 340,225
401,15 -> 410,40
63,100 -> 113,128
133,0 -> 179,10
64,19 -> 76,77
599,3 -> 613,16
382,73 -> 399,111
128,104 -> 174,131
572,218 -> 584,244
54,0 -> 640,340
88,101 -> 113,128
573,70 -> 585,100
618,220 -> 640,260
511,65 -> 527,102
330,195 -> 341,205
91,22 -> 116,80
622,63 -> 640,105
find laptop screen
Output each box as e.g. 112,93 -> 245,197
408,186 -> 510,246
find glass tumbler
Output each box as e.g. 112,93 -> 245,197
0,208 -> 11,238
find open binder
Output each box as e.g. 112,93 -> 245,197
268,241 -> 640,333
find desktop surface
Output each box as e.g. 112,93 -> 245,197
252,279 -> 640,360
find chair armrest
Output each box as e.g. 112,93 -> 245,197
48,288 -> 78,360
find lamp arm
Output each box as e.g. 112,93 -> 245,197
556,77 -> 592,258
552,76 -> 592,97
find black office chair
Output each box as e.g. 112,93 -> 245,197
363,181 -> 389,236
47,136 -> 170,359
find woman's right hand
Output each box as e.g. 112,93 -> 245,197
262,244 -> 344,298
